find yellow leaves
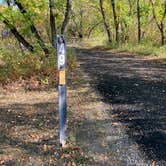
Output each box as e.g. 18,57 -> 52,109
0,5 -> 7,12
43,144 -> 48,151
60,154 -> 65,159
70,161 -> 77,166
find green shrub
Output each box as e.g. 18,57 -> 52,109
0,47 -> 76,86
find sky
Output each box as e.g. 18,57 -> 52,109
0,0 -> 16,7
0,0 -> 5,5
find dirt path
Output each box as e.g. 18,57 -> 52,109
76,48 -> 166,166
0,48 -> 166,166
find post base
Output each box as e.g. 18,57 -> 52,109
60,141 -> 68,148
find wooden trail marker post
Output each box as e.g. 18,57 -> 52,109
57,35 -> 67,147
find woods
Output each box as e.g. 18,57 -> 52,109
98,0 -> 166,45
0,0 -> 166,50
0,0 -> 72,54
0,0 -> 166,84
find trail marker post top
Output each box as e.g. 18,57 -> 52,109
56,35 -> 67,147
57,35 -> 66,70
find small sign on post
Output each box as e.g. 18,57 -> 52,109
57,35 -> 67,147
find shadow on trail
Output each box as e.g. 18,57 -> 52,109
0,102 -> 58,149
0,99 -> 92,165
77,48 -> 166,164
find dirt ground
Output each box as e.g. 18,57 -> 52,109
76,48 -> 166,166
0,48 -> 166,166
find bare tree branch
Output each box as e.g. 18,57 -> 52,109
99,0 -> 112,43
49,0 -> 57,48
14,0 -> 49,56
61,0 -> 72,34
0,13 -> 34,52
150,0 -> 165,45
111,0 -> 119,44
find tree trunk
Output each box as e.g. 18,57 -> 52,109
111,0 -> 119,44
79,10 -> 83,39
128,0 -> 133,15
160,22 -> 165,45
61,0 -> 72,34
14,0 -> 49,56
3,19 -> 34,52
49,0 -> 57,48
161,0 -> 166,45
99,0 -> 112,43
150,0 -> 166,45
137,0 -> 141,44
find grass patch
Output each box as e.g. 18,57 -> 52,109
88,39 -> 166,58
81,36 -> 166,58
114,43 -> 166,57
67,48 -> 77,72
72,35 -> 166,58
